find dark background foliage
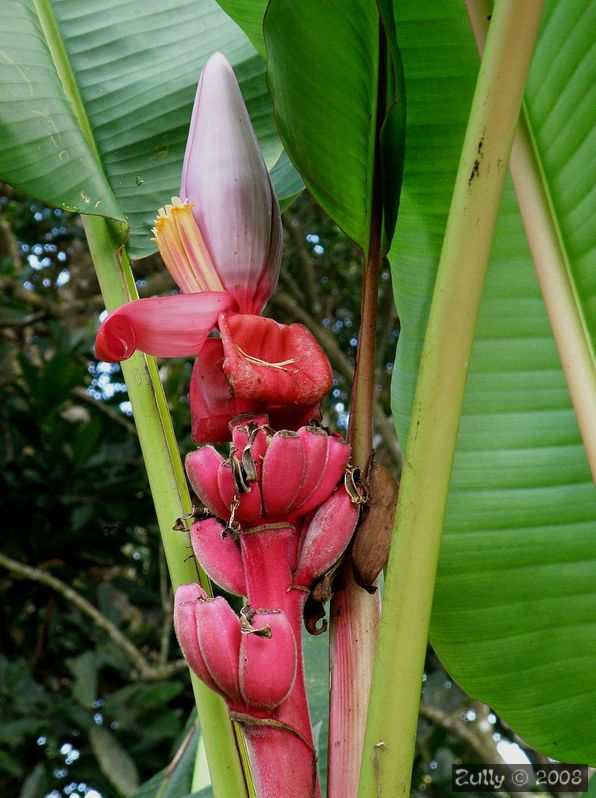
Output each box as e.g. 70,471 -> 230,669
0,186 -> 556,798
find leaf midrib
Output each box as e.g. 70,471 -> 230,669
522,101 -> 595,365
32,0 -> 121,214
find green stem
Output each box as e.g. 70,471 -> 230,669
358,2 -> 544,796
82,215 -> 249,798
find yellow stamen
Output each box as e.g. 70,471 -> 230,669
152,197 -> 224,294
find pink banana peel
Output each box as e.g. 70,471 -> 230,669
291,434 -> 351,518
261,431 -> 306,517
189,518 -> 246,597
294,486 -> 360,587
239,609 -> 297,709
185,445 -> 230,520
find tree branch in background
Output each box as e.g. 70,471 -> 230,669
0,552 -> 186,681
419,702 -> 536,798
420,701 -> 496,764
284,213 -> 322,316
278,262 -> 307,308
71,385 -> 137,433
0,215 -> 22,269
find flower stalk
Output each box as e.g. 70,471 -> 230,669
327,21 -> 386,798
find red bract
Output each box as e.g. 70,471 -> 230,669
189,339 -> 259,443
218,313 -> 333,407
95,292 -> 236,362
189,334 -> 327,444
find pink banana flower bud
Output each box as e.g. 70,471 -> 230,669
95,53 -> 280,364
174,585 -> 296,711
181,52 -> 282,316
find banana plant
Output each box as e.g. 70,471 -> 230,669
0,0 -> 594,797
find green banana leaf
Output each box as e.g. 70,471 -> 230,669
216,0 -> 268,58
391,0 -> 595,763
214,0 -> 595,764
264,0 -> 405,256
0,0 -> 301,260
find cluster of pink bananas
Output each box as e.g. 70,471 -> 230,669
176,414 -> 360,797
94,53 -> 358,797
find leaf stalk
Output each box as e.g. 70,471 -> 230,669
358,2 -> 544,795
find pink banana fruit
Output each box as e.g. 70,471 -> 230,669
289,425 -> 330,512
189,518 -> 246,596
294,486 -> 360,587
174,585 -> 236,700
185,446 -> 229,520
261,430 -> 305,517
292,434 -> 351,518
175,586 -> 298,713
239,609 -> 297,709
174,584 -> 240,701
194,594 -> 244,704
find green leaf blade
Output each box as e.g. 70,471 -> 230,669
0,0 -> 122,218
391,0 -> 596,763
524,0 -> 596,341
1,0 -> 300,259
264,0 -> 380,252
215,0 -> 268,58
